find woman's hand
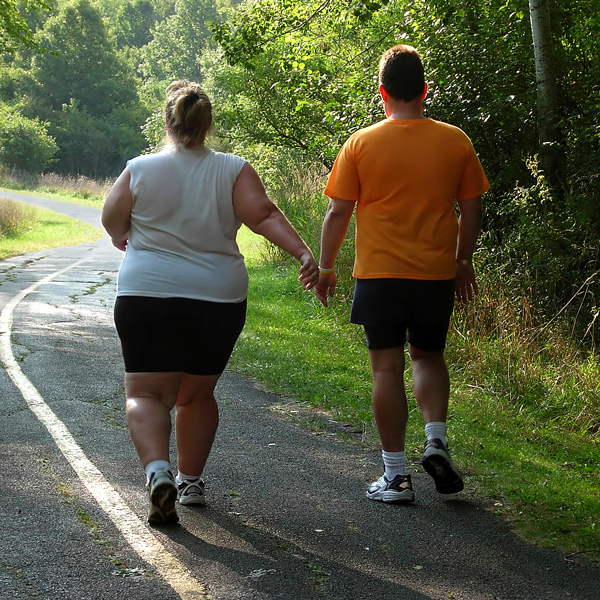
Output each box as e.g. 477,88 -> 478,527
111,235 -> 128,252
297,250 -> 319,290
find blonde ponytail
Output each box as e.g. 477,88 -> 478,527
165,80 -> 213,147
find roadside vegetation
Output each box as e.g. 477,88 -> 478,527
0,194 -> 103,259
233,197 -> 600,563
0,167 -> 107,209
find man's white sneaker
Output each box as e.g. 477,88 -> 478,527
421,438 -> 464,494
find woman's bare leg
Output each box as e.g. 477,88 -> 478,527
175,373 -> 222,477
125,372 -> 182,468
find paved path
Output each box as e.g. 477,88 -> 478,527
0,190 -> 599,599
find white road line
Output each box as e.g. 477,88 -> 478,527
0,259 -> 210,600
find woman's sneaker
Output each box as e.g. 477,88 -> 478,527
147,470 -> 179,525
366,474 -> 415,503
421,438 -> 464,494
177,477 -> 206,506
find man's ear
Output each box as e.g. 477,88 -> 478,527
421,83 -> 428,100
379,85 -> 388,103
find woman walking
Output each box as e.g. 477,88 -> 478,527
102,80 -> 318,525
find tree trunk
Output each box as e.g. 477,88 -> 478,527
528,0 -> 562,194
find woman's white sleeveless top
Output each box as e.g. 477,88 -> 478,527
116,145 -> 249,303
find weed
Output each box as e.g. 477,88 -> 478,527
0,165 -> 109,206
0,198 -> 38,237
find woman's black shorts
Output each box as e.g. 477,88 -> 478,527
350,278 -> 455,352
114,296 -> 247,375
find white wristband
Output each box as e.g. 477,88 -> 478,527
318,266 -> 335,274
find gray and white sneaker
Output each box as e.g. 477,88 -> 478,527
177,477 -> 206,506
147,470 -> 179,525
366,474 -> 415,503
421,438 -> 464,494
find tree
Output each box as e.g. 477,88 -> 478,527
32,0 -> 137,116
0,0 -> 51,53
528,0 -> 561,192
0,104 -> 57,171
24,0 -> 148,176
114,0 -> 159,49
209,0 -> 539,179
137,0 -> 226,150
138,0 -> 220,83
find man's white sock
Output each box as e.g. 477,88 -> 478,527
382,450 -> 408,479
425,421 -> 447,446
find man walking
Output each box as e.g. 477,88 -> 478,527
315,44 -> 488,502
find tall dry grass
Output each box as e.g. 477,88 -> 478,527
449,271 -> 600,440
0,165 -> 110,201
0,197 -> 38,237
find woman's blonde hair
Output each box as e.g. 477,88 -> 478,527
164,80 -> 213,147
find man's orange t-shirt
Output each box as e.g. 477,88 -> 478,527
324,118 -> 489,280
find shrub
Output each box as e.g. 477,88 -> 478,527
0,105 -> 58,172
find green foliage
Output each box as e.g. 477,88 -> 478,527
17,0 -> 149,176
135,0 -> 229,152
32,0 -> 137,116
50,99 -> 145,175
0,64 -> 36,102
138,0 -> 220,83
0,0 -> 51,53
0,103 -> 57,171
112,0 -> 159,49
210,0 -> 385,168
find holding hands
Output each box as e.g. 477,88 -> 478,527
297,250 -> 320,291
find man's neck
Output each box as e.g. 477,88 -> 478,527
385,99 -> 424,120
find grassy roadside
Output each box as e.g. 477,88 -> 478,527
234,227 -> 600,563
0,186 -> 104,210
0,194 -> 103,259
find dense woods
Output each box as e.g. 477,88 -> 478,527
1,0 -> 599,346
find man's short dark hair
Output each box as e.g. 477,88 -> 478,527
379,45 -> 425,102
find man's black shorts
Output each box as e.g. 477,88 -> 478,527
114,296 -> 247,375
350,278 -> 455,352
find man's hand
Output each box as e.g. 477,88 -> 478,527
314,271 -> 336,307
455,263 -> 478,303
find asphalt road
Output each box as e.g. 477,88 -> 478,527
0,191 -> 599,600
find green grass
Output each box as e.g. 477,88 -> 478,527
0,194 -> 103,259
234,226 -> 600,562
